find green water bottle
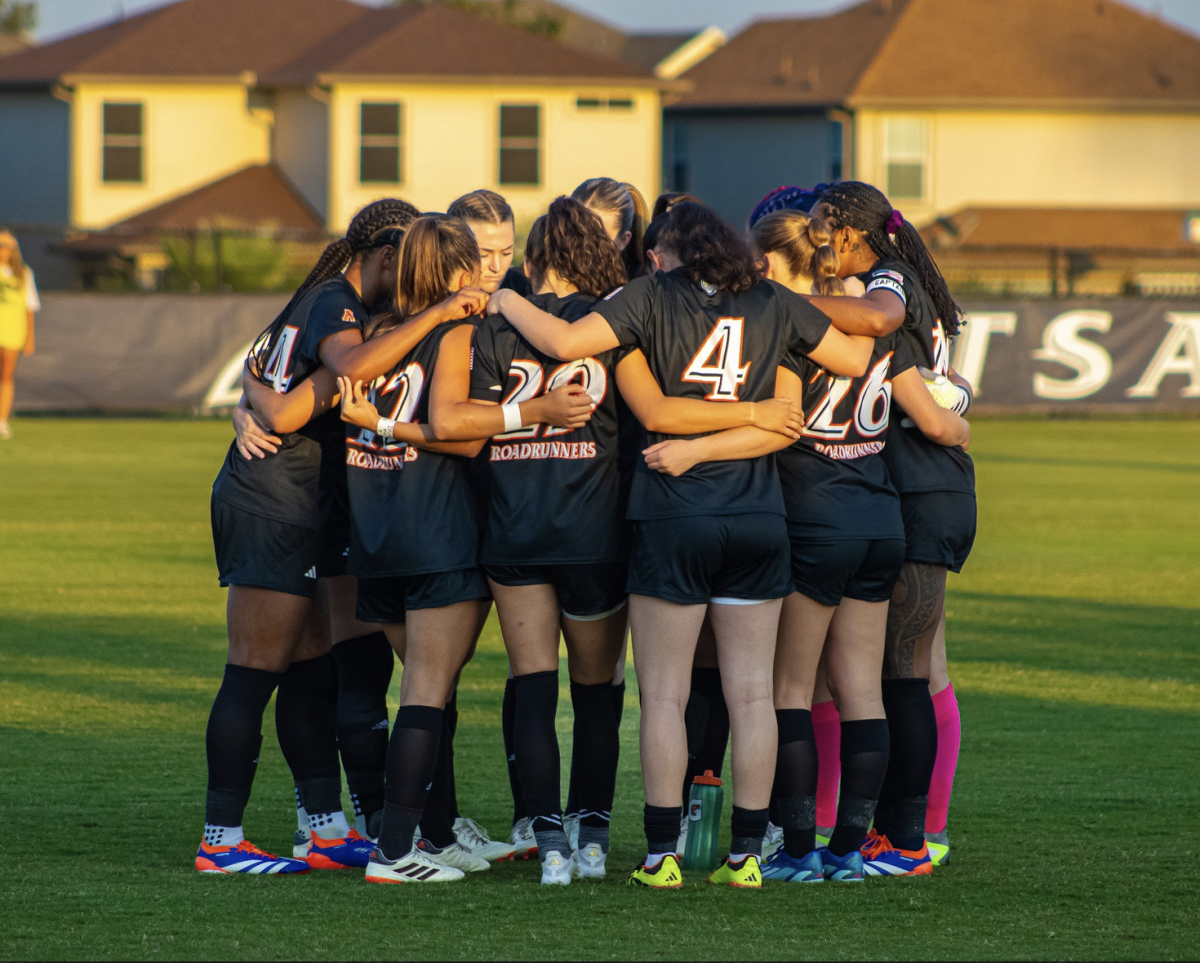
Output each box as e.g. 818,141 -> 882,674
682,770 -> 723,872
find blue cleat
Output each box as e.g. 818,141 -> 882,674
861,832 -> 933,877
303,829 -> 377,870
761,847 -> 824,883
819,847 -> 864,881
195,839 -> 310,875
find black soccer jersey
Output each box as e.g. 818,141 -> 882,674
593,269 -> 832,521
212,276 -> 367,529
501,266 -> 534,297
777,331 -> 915,540
861,258 -> 975,496
345,318 -> 481,577
470,292 -> 629,566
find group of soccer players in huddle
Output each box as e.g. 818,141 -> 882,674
198,173 -> 974,888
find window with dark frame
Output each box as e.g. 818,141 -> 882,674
102,103 -> 143,183
499,104 -> 540,186
360,102 -> 402,184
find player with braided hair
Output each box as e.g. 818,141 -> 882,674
810,180 -> 976,874
198,200 -> 486,876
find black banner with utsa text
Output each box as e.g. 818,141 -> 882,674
11,294 -> 1200,412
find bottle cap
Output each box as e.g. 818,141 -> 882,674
692,769 -> 722,786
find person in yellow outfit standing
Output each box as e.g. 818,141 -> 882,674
0,230 -> 38,439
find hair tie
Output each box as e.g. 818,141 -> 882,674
886,210 -> 904,235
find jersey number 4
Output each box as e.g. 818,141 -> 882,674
260,325 -> 299,393
683,318 -> 750,401
497,358 -> 607,439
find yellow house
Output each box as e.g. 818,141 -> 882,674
0,0 -> 668,238
665,0 -> 1200,229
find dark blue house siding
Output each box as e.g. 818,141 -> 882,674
664,110 -> 842,227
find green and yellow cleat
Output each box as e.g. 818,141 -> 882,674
707,854 -> 762,889
627,854 -> 683,889
925,831 -> 950,866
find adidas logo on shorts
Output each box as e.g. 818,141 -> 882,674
304,566 -> 317,579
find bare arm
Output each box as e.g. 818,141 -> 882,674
242,365 -> 339,435
23,310 -> 34,356
805,288 -> 904,337
642,367 -> 805,476
891,367 -> 971,449
427,325 -> 595,441
805,327 -> 875,378
615,349 -> 801,438
319,287 -> 490,382
232,395 -> 281,460
485,288 -> 620,361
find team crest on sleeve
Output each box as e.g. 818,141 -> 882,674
342,308 -> 357,323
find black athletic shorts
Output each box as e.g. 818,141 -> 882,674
627,513 -> 793,606
899,492 -> 977,573
211,496 -> 321,599
486,562 -> 629,620
356,568 -> 491,624
789,531 -> 907,606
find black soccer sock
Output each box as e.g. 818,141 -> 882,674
774,708 -> 818,858
570,681 -> 620,847
879,678 -> 939,851
513,671 -> 565,850
682,667 -> 729,800
828,718 -> 890,857
730,806 -> 769,860
331,632 -> 393,830
418,706 -> 458,849
644,804 -> 681,857
275,654 -> 343,821
204,664 -> 282,827
502,676 -> 525,825
612,679 -> 627,727
377,704 -> 443,861
445,688 -> 460,821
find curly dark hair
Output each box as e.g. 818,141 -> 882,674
524,196 -> 627,299
654,201 -> 762,294
816,181 -> 963,335
252,198 -> 420,370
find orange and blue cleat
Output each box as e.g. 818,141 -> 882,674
861,831 -> 933,877
195,839 -> 310,875
302,829 -> 377,870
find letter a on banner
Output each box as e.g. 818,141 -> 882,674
1032,311 -> 1113,401
1126,313 -> 1200,399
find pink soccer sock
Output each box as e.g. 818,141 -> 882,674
926,683 -> 961,834
811,700 -> 841,829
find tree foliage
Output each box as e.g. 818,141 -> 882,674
0,0 -> 37,37
398,0 -> 563,40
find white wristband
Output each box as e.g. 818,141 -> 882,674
501,403 -> 523,433
376,417 -> 396,441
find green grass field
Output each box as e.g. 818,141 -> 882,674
1,418 -> 1197,961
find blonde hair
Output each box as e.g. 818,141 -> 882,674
751,211 -> 844,296
447,189 -> 514,226
0,230 -> 25,285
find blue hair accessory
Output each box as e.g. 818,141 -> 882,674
749,183 -> 832,228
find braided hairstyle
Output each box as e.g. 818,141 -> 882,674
524,197 -> 627,299
252,198 -> 420,369
751,211 -> 845,296
447,189 -> 513,226
654,201 -> 762,294
816,181 -> 962,335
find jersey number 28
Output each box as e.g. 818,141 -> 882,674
683,318 -> 750,401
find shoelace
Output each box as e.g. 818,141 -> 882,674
457,818 -> 491,848
861,833 -> 894,860
234,841 -> 278,859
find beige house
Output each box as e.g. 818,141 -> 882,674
0,0 -> 672,242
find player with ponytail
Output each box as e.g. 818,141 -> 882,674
327,215 -> 593,884
199,200 -> 482,876
809,180 -> 977,873
572,177 -> 648,279
747,206 -> 970,883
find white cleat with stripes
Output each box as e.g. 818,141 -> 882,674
365,847 -> 465,884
